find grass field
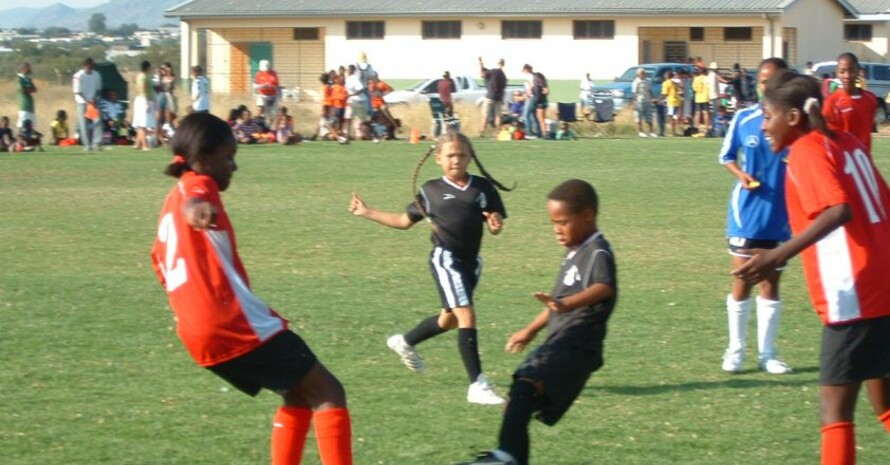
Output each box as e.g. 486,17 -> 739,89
2,136 -> 890,465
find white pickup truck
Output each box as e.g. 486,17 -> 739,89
384,75 -> 520,106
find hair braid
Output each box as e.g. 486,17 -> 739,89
411,144 -> 438,227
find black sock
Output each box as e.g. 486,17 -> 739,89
498,380 -> 536,465
403,315 -> 446,346
458,328 -> 482,383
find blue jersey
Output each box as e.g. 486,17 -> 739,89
718,105 -> 790,241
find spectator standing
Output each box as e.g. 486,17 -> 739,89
732,68 -> 757,109
579,73 -> 593,115
190,65 -> 210,113
344,64 -> 367,140
157,63 -> 177,128
707,62 -> 723,133
0,116 -> 13,151
479,57 -> 507,136
438,71 -> 456,117
692,67 -> 710,135
254,60 -> 280,121
356,51 -> 376,114
532,71 -> 549,139
72,57 -> 103,151
132,60 -> 156,151
521,64 -> 540,138
632,68 -> 656,137
17,62 -> 37,130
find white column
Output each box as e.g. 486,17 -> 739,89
180,20 -> 192,81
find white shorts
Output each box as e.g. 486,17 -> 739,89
132,96 -> 157,129
17,111 -> 35,128
345,101 -> 369,121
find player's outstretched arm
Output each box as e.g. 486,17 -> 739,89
506,308 -> 549,353
733,203 -> 851,284
349,192 -> 414,230
483,211 -> 503,235
183,197 -> 217,230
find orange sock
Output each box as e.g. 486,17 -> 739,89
313,408 -> 352,465
271,406 -> 312,465
821,422 -> 855,465
879,409 -> 890,433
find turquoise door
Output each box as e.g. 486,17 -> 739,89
249,42 -> 273,83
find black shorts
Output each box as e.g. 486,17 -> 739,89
727,237 -> 780,257
513,325 -> 605,426
208,330 -> 318,397
428,247 -> 481,310
820,315 -> 890,385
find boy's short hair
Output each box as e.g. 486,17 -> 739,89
548,179 -> 598,214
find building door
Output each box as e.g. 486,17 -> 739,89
249,42 -> 273,83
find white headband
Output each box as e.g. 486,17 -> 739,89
803,97 -> 819,114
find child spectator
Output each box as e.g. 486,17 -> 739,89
330,75 -> 348,139
151,113 -> 353,465
100,89 -> 125,145
497,122 -> 514,141
313,73 -> 333,141
511,120 -> 526,140
822,53 -> 877,155
502,91 -> 525,125
735,69 -> 890,465
554,121 -> 577,140
0,116 -> 15,151
661,71 -> 682,136
160,113 -> 177,146
15,119 -> 43,152
190,65 -> 210,113
349,130 -> 513,405
711,105 -> 729,138
50,110 -> 77,146
458,179 -> 617,465
273,106 -> 301,145
692,67 -> 710,136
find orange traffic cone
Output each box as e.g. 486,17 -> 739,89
409,127 -> 421,144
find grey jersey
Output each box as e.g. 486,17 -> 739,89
546,232 -> 617,348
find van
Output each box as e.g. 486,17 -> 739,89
810,60 -> 890,124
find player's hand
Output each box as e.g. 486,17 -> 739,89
739,173 -> 760,190
483,211 -> 503,235
506,329 -> 535,353
349,192 -> 369,216
732,250 -> 782,284
184,200 -> 217,229
534,292 -> 568,312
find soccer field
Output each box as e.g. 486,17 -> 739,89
2,137 -> 890,465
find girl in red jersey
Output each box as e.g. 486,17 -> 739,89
735,70 -> 890,465
822,53 -> 878,155
150,112 -> 352,465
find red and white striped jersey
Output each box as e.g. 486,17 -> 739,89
785,130 -> 890,325
151,171 -> 287,366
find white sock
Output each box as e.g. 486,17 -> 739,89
491,449 -> 516,464
726,295 -> 751,354
756,296 -> 782,360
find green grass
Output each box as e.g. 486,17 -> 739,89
2,137 -> 890,464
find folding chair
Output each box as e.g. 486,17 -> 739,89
429,96 -> 460,137
584,92 -> 615,137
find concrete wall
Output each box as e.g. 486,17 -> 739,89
782,0 -> 846,64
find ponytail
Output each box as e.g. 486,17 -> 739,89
164,154 -> 191,178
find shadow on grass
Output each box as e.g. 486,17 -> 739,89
588,366 -> 820,396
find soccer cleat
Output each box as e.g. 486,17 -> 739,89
386,334 -> 425,373
760,358 -> 793,374
455,450 -> 517,465
467,374 -> 505,405
649,133 -> 659,138
722,350 -> 744,373
638,132 -> 648,137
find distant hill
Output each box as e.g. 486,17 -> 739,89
0,0 -> 183,30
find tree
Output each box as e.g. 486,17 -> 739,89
43,27 -> 71,38
89,13 -> 107,34
110,23 -> 139,38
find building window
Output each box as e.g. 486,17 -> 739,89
573,20 -> 614,39
347,21 -> 385,40
502,20 -> 542,39
690,27 -> 704,41
422,21 -> 461,39
293,28 -> 319,41
723,27 -> 752,41
845,24 -> 873,41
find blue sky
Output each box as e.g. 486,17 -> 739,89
4,0 -> 107,8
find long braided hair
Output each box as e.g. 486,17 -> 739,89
410,129 -> 514,226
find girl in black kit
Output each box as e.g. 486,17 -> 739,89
349,129 -> 511,405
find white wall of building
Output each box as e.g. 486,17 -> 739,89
782,0 -> 846,64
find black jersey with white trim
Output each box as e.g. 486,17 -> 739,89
546,232 -> 617,349
406,175 -> 506,258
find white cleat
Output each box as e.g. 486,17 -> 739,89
722,350 -> 744,373
386,334 -> 425,373
760,358 -> 793,374
467,374 -> 505,405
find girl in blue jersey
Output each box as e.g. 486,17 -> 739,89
349,129 -> 512,405
717,57 -> 793,374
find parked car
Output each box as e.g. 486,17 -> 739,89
384,75 -> 523,106
590,63 -> 694,111
810,60 -> 890,125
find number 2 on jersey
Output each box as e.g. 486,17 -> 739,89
844,149 -> 887,224
157,213 -> 188,291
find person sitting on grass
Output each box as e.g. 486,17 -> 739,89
273,106 -> 301,145
0,116 -> 14,152
14,119 -> 43,152
233,108 -> 273,144
50,110 -> 77,146
554,121 -> 577,140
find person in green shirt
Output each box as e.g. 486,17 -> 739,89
17,62 -> 37,130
